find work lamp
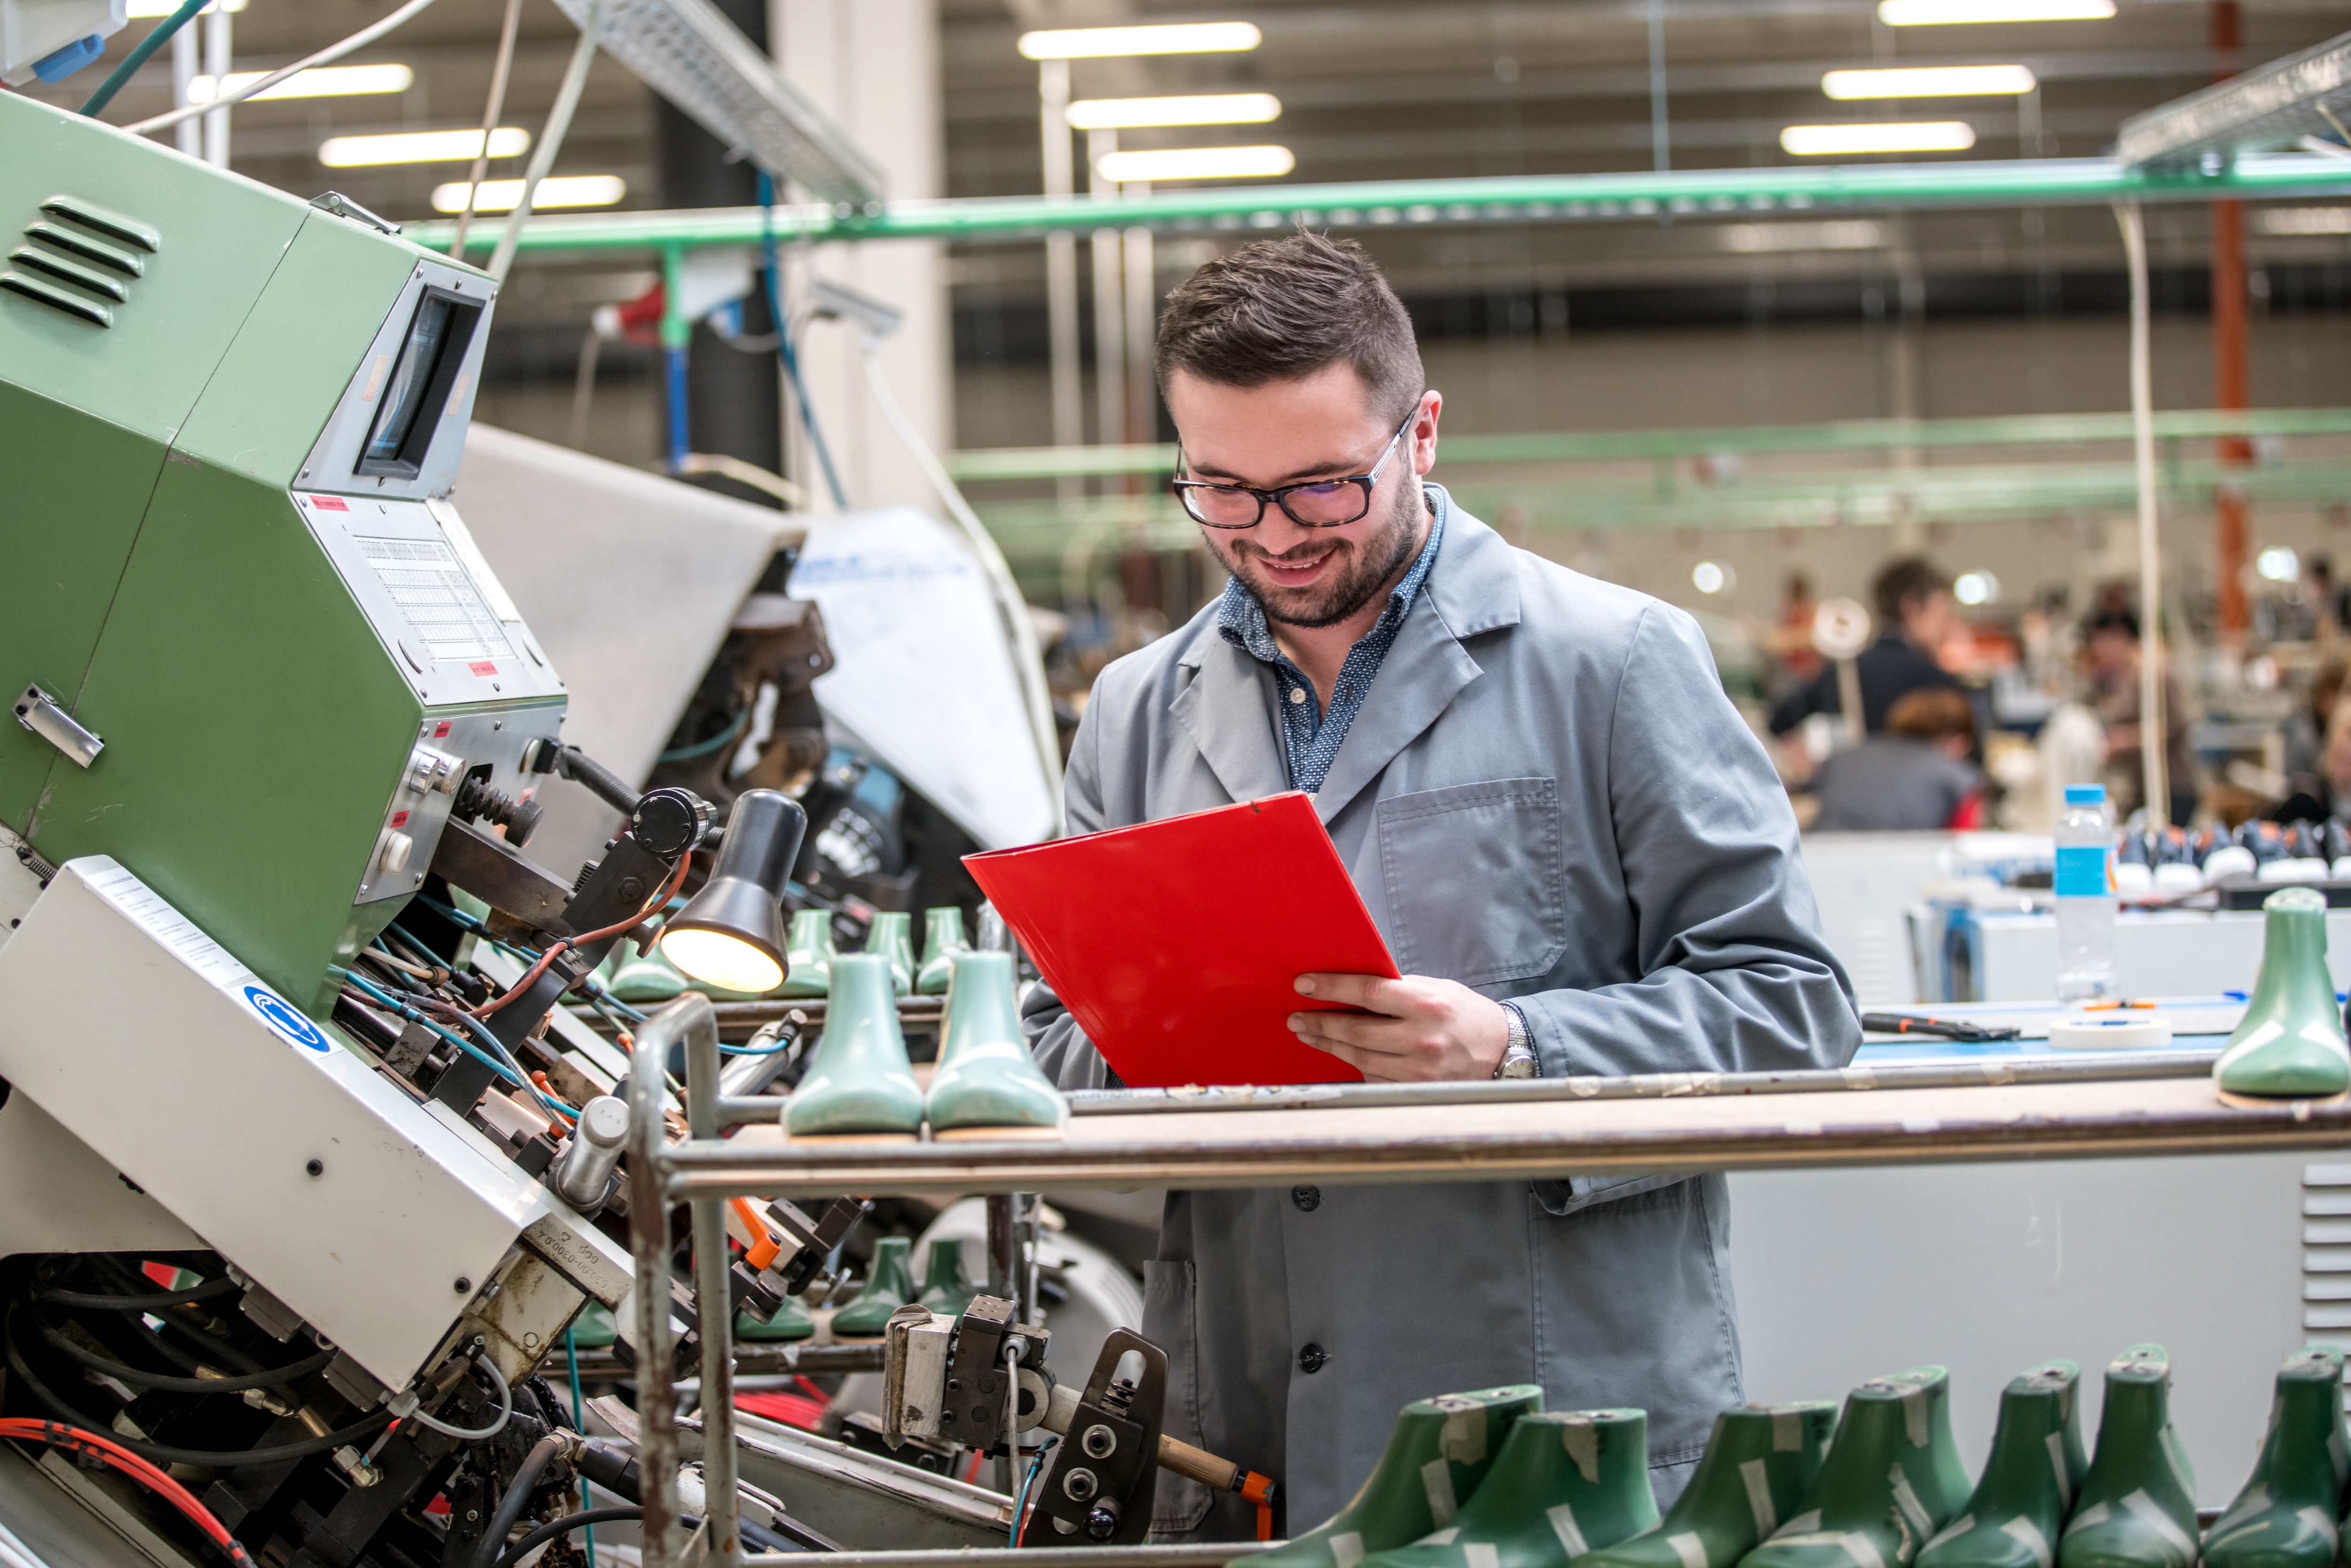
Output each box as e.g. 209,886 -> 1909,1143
659,790 -> 805,994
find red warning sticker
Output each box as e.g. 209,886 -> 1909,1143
468,661 -> 498,677
390,810 -> 410,827
309,495 -> 348,511
432,721 -> 452,739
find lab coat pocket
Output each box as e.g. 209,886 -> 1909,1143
1140,1259 -> 1215,1535
1374,777 -> 1566,986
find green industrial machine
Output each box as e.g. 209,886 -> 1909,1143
0,88 -> 561,1015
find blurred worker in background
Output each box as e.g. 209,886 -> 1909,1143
1024,231 -> 1856,1536
1763,569 -> 1823,699
2281,659 -> 2347,821
1767,556 -> 1961,739
1807,687 -> 1984,832
2083,606 -> 2197,828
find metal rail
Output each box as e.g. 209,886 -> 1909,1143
624,999 -> 2351,1567
409,152 -> 2351,256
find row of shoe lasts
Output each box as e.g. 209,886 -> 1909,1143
2119,820 -> 2351,896
784,948 -> 1066,1140
733,1235 -> 985,1344
1251,1343 -> 2351,1568
602,906 -> 977,1003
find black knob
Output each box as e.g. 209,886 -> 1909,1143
1298,1342 -> 1328,1374
1291,1185 -> 1321,1212
1085,1499 -> 1122,1541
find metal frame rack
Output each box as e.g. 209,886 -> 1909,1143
621,995 -> 2351,1568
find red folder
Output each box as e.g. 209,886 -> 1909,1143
963,792 -> 1400,1088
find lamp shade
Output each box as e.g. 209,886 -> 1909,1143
659,790 -> 805,994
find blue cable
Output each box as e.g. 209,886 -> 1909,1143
665,346 -> 691,473
565,1327 -> 599,1568
337,969 -> 579,1119
395,911 -> 647,1022
1012,1437 -> 1056,1545
757,170 -> 850,510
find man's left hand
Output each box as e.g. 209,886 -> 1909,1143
1288,973 -> 1512,1083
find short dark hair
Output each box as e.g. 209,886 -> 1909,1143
2086,607 -> 2141,642
1872,557 -> 1954,624
1154,232 -> 1425,427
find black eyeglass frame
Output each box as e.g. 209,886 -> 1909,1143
1169,399 -> 1424,530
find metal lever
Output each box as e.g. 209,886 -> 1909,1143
14,685 -> 102,768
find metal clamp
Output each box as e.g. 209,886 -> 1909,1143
13,685 -> 102,768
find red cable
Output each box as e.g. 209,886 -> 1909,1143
471,854 -> 692,1018
0,1419 -> 253,1564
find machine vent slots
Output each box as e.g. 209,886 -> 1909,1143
0,194 -> 158,330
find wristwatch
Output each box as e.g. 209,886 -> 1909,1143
1494,1003 -> 1538,1079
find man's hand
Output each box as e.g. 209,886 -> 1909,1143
1287,973 -> 1512,1083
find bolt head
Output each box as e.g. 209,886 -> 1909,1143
453,1277 -> 471,1293
305,1159 -> 324,1177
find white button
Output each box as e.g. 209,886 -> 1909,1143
377,830 -> 414,876
1289,688 -> 1307,704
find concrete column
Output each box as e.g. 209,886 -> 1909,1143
772,0 -> 949,514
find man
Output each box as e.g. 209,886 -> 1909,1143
1768,557 -> 1961,740
1021,233 -> 1858,1537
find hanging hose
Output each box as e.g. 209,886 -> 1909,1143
447,0 -> 524,255
472,1432 -> 564,1568
485,0 -> 611,281
78,0 -> 205,118
758,171 -> 850,510
121,0 -> 442,136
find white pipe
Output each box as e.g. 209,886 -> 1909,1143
127,0 -> 442,135
200,4 -> 228,166
170,18 -> 197,158
486,0 -> 611,283
2114,199 -> 2169,827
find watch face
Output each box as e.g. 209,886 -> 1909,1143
1499,1054 -> 1538,1079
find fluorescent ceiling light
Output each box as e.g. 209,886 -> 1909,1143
127,0 -> 242,13
318,127 -> 529,167
1067,93 -> 1281,130
1878,0 -> 2113,23
1096,144 -> 1295,183
430,175 -> 627,213
1720,220 -> 1885,252
1822,64 -> 2036,98
1019,22 -> 1262,59
1781,121 -> 1977,156
190,63 -> 413,102
2257,206 -> 2351,234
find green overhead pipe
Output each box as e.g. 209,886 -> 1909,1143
409,153 -> 2351,256
947,407 -> 2351,482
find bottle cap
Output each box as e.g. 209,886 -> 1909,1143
2064,784 -> 2107,806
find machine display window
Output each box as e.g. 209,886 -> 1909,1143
356,286 -> 481,480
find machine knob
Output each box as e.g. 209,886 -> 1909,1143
376,830 -> 414,877
1084,1499 -> 1123,1541
406,747 -> 463,795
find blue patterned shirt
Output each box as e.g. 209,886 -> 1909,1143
1214,496 -> 1447,796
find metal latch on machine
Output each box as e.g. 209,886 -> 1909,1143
13,685 -> 103,768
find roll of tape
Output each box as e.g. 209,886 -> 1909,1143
2047,1015 -> 2173,1051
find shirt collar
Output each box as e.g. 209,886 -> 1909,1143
1215,487 -> 1450,663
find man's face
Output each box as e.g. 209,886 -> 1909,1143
2088,628 -> 2137,680
1167,362 -> 1437,630
1903,588 -> 1960,651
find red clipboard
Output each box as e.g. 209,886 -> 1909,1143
963,792 -> 1399,1088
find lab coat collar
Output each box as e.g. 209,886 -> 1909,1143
1170,487 -> 1523,819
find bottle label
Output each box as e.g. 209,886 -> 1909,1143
2054,844 -> 2113,898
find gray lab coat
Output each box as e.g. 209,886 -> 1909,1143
1022,490 -> 1860,1538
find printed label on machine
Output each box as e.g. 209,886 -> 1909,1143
355,535 -> 514,664
78,859 -> 328,1054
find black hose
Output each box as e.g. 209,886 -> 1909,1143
497,1507 -> 669,1567
39,1276 -> 240,1311
473,1433 -> 563,1568
4,1328 -> 388,1470
36,1319 -> 337,1395
554,746 -> 643,817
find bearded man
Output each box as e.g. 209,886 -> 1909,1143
1023,231 -> 1859,1538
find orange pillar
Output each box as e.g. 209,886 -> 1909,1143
2213,0 -> 2251,644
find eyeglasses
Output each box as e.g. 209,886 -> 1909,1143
1170,401 -> 1422,529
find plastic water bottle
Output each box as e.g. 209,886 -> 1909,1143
2054,783 -> 2117,1001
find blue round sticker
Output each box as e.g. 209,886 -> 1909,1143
244,985 -> 330,1053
